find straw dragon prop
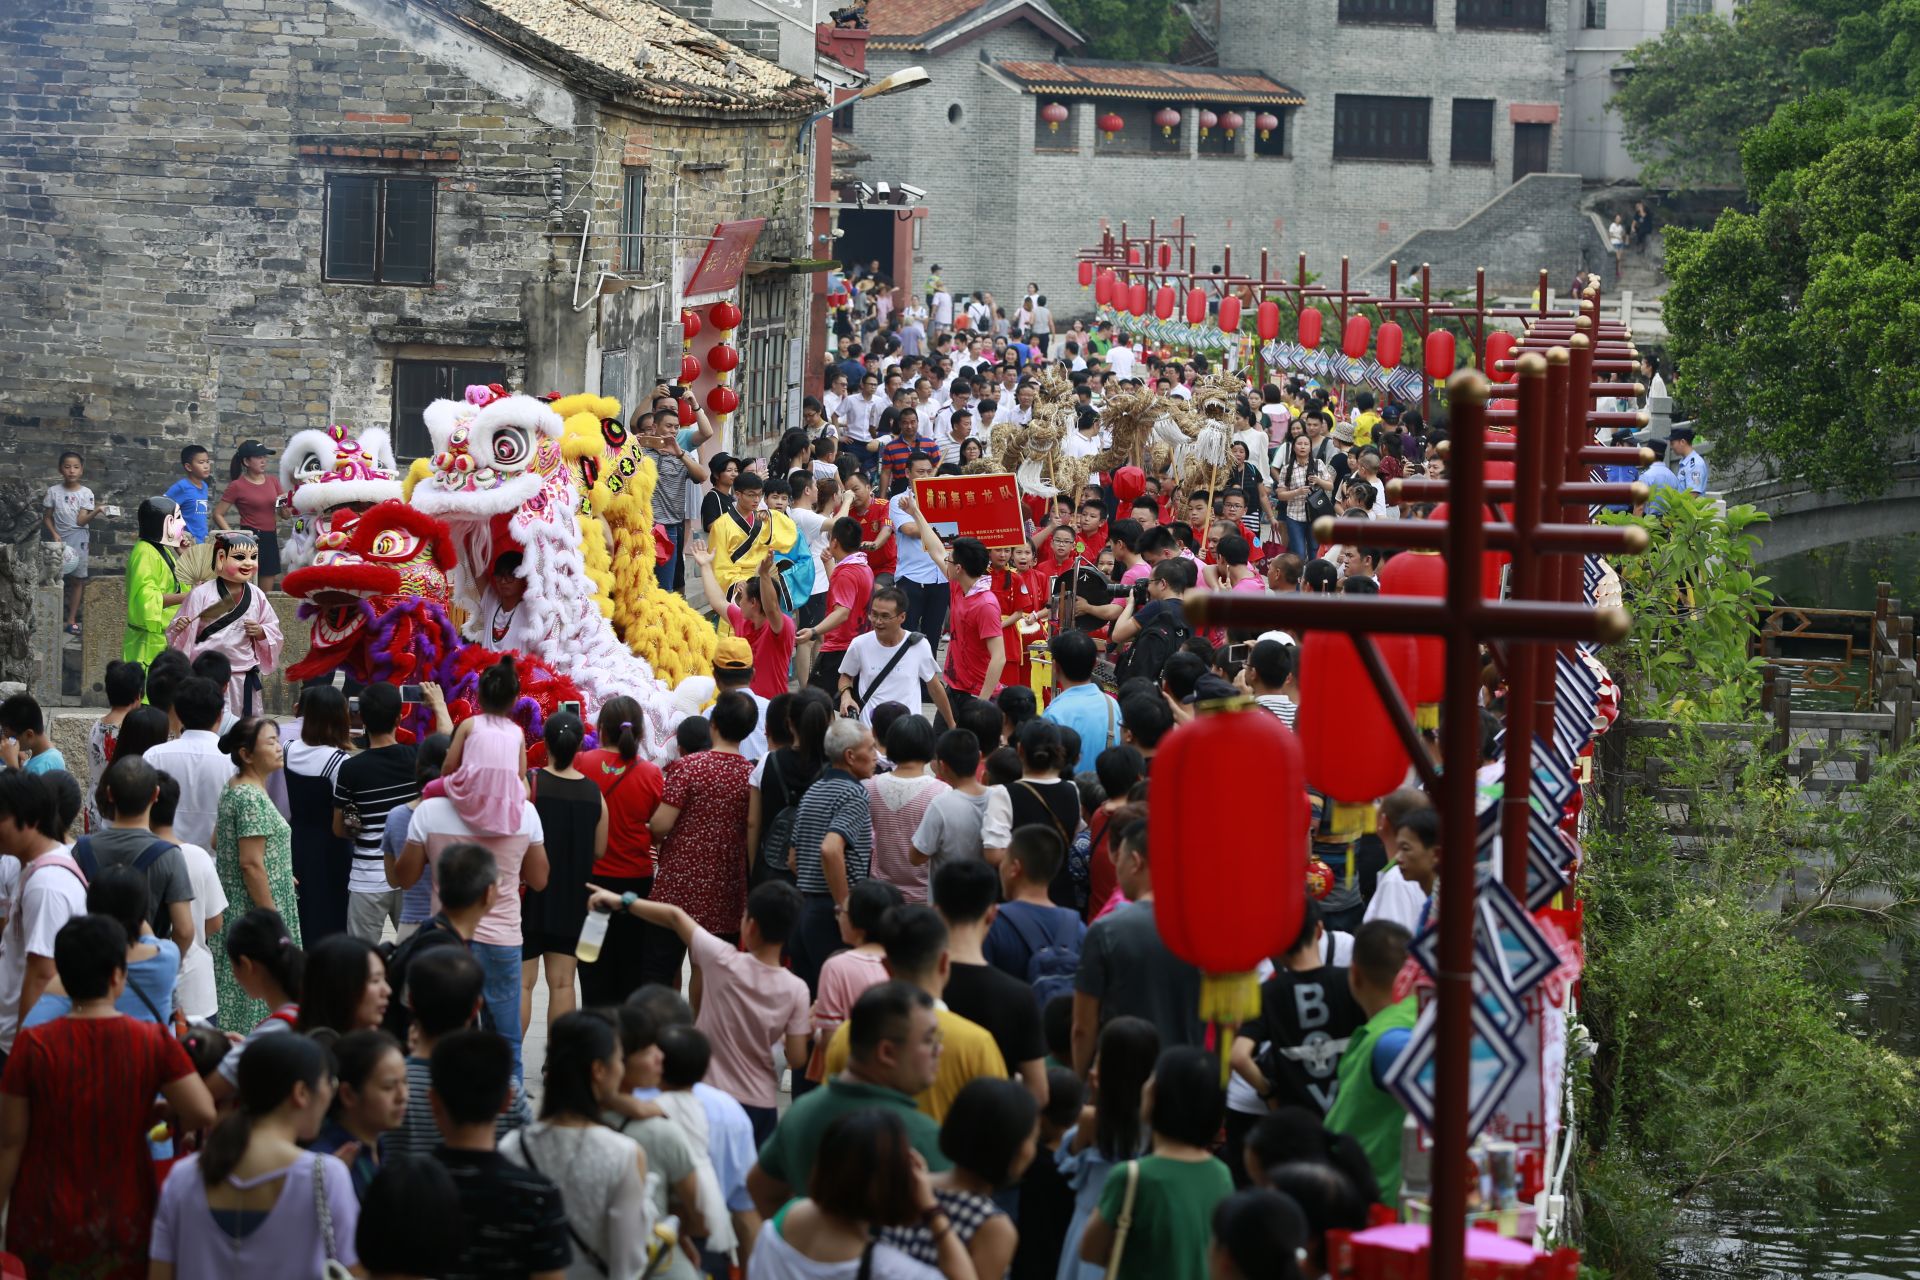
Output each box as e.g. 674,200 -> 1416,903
965,366 -> 1092,505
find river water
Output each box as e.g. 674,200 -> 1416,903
1660,532 -> 1920,1278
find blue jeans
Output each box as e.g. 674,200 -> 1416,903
900,576 -> 949,651
1282,515 -> 1314,561
660,521 -> 684,593
472,941 -> 524,1081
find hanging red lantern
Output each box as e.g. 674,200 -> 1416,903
1376,321 -> 1404,368
678,353 -> 699,385
1128,246 -> 1143,266
706,343 -> 740,374
1377,550 -> 1448,727
1095,270 -> 1115,306
1217,295 -> 1241,332
1097,112 -> 1124,141
1077,260 -> 1095,288
1111,465 -> 1147,503
1485,331 -> 1517,383
1157,243 -> 1172,270
1155,107 -> 1181,137
1128,281 -> 1147,316
1221,111 -> 1244,139
1198,109 -> 1218,138
1186,287 -> 1208,325
1298,630 -> 1416,802
1155,285 -> 1176,320
681,309 -> 702,341
1256,299 -> 1280,342
676,396 -> 696,426
1342,315 -> 1371,360
1424,329 -> 1457,380
1151,707 -> 1308,1025
1040,102 -> 1069,134
707,300 -> 741,332
1256,112 -> 1280,141
1299,307 -> 1323,347
705,385 -> 739,416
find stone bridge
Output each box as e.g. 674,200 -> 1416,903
1716,456 -> 1920,564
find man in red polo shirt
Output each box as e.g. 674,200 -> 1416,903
897,491 -> 1005,713
846,470 -> 896,584
798,516 -> 873,696
688,541 -> 795,701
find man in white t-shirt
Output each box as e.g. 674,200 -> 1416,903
931,289 -> 954,329
0,772 -> 88,1057
1107,338 -> 1137,382
835,584 -> 954,726
151,776 -> 228,1025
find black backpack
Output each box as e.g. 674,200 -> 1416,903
380,918 -> 493,1043
1116,607 -> 1192,685
754,749 -> 822,888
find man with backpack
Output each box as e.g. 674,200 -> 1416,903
73,755 -> 194,952
1110,557 -> 1197,686
933,858 -> 1049,1107
984,824 -> 1087,999
381,841 -> 500,1046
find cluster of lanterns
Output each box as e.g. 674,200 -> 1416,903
1058,104 -> 1284,145
676,301 -> 744,424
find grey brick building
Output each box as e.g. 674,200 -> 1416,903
843,0 -> 1582,313
0,0 -> 820,563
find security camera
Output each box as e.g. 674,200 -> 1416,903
874,182 -> 891,200
897,183 -> 927,203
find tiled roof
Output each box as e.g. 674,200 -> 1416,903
993,58 -> 1304,106
421,0 -> 822,114
865,0 -> 1081,50
866,0 -> 982,36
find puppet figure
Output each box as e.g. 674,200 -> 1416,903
166,529 -> 284,717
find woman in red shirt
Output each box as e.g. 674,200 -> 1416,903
214,440 -> 285,588
574,695 -> 665,1006
989,545 -> 1046,694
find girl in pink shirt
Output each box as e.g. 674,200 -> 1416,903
434,656 -> 528,836
806,878 -> 902,1084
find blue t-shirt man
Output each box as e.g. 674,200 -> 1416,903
1042,680 -> 1121,776
165,476 -> 211,542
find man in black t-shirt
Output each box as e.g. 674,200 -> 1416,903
431,1030 -> 571,1280
333,681 -> 433,943
933,859 -> 1049,1106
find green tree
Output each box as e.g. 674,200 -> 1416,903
1048,0 -> 1186,61
1609,0 -> 1828,191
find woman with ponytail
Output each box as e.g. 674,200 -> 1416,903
208,908 -> 305,1104
501,1010 -> 651,1280
151,1032 -> 362,1275
521,711 -> 606,1031
574,696 -> 665,1006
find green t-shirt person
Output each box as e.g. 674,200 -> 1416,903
1326,993 -> 1418,1205
1094,1154 -> 1234,1280
756,1076 -> 949,1196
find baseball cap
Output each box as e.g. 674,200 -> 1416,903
234,440 -> 271,461
714,637 -> 754,673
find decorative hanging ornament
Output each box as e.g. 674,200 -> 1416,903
1078,261 -> 1095,288
1128,281 -> 1147,316
678,353 -> 699,385
681,309 -> 702,341
1376,321 -> 1404,368
1221,111 -> 1244,140
1111,465 -> 1147,502
1298,630 -> 1416,802
1256,112 -> 1279,141
1256,299 -> 1280,342
1217,295 -> 1241,333
1299,307 -> 1323,347
1377,550 -> 1448,728
1155,285 -> 1176,321
707,300 -> 741,332
1095,270 -> 1115,306
706,343 -> 740,374
1342,315 -> 1372,360
1097,112 -> 1124,141
1128,246 -> 1143,266
1198,109 -> 1218,138
705,385 -> 739,416
1155,107 -> 1181,137
1150,705 -> 1308,1028
1424,329 -> 1457,380
1186,287 -> 1208,325
1041,102 -> 1069,134
676,397 -> 696,426
1485,330 -> 1517,382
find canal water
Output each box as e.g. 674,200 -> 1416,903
1661,532 -> 1920,1278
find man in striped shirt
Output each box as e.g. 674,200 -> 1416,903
1247,636 -> 1298,727
784,717 -> 878,996
333,681 -> 427,942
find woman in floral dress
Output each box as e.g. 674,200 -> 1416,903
644,692 -> 757,988
211,715 -> 301,1027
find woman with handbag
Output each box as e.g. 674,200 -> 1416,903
1272,434 -> 1331,563
1077,1047 -> 1234,1280
150,1031 -> 362,1277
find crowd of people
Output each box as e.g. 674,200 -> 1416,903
0,274 -> 1673,1280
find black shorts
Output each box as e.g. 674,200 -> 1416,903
810,648 -> 846,694
796,592 -> 828,630
251,528 -> 282,577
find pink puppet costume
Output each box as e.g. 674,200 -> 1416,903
166,530 -> 283,718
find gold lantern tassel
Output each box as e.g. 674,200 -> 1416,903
1416,702 -> 1439,731
1201,971 -> 1262,1087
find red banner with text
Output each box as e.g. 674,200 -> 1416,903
913,473 -> 1024,548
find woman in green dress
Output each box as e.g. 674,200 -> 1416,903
123,496 -> 187,665
211,715 -> 302,1027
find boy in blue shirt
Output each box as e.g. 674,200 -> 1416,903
164,444 -> 212,543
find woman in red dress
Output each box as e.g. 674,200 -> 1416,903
990,545 -> 1046,694
0,914 -> 215,1279
646,691 -> 758,990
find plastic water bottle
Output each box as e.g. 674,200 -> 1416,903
576,906 -> 611,963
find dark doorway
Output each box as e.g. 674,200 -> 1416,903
836,207 -> 899,287
1513,123 -> 1552,181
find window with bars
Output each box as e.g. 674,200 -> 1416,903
1450,98 -> 1495,164
1666,0 -> 1711,22
620,169 -> 646,274
391,358 -> 508,459
1457,0 -> 1548,28
738,276 -> 791,450
1338,0 -> 1434,24
1333,95 -> 1430,162
1585,0 -> 1606,27
324,175 -> 435,285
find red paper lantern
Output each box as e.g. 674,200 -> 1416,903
1111,465 -> 1147,502
1299,630 -> 1416,802
1096,271 -> 1115,306
707,300 -> 741,332
1155,285 -> 1176,320
1128,246 -> 1143,266
1376,321 -> 1404,368
1078,260 -> 1095,288
1299,307 -> 1323,347
1256,112 -> 1279,141
1128,281 -> 1148,316
1150,709 -> 1308,992
1155,107 -> 1181,137
1097,112 -> 1124,140
1485,331 -> 1517,383
1186,287 -> 1208,325
681,309 -> 702,341
1221,110 -> 1244,139
1040,102 -> 1069,134
676,397 -> 696,426
1342,315 -> 1372,360
1198,109 -> 1218,138
1256,300 -> 1280,342
705,385 -> 739,416
1157,243 -> 1172,270
1377,550 -> 1447,718
706,343 -> 740,374
1217,295 -> 1241,332
678,353 -> 699,385
1424,329 -> 1457,380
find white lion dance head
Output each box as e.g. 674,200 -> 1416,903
406,385 -> 699,758
280,423 -> 403,570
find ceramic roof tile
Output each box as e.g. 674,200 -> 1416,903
992,57 -> 1302,105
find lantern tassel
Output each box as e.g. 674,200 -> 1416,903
1416,702 -> 1439,731
1201,971 -> 1262,1089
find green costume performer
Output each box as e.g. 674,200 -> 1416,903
123,496 -> 182,665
